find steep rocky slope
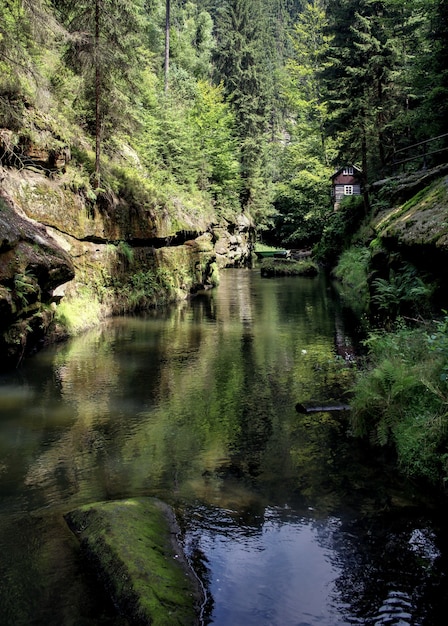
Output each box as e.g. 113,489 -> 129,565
0,147 -> 253,370
369,165 -> 448,307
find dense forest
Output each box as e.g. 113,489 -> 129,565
1,0 -> 447,247
2,0 -> 448,489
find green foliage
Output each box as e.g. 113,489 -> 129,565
213,0 -> 279,215
273,1 -> 337,248
371,264 -> 433,320
427,313 -> 448,385
55,286 -> 103,334
351,355 -> 420,445
169,1 -> 214,79
189,81 -> 241,212
333,245 -> 370,314
13,270 -> 39,307
283,0 -> 332,154
116,241 -> 135,266
119,267 -> 180,313
350,322 -> 448,485
314,195 -> 365,265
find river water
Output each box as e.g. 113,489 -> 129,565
1,269 -> 447,625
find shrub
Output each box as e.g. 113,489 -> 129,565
55,287 -> 102,334
350,322 -> 448,487
371,264 -> 433,320
333,245 -> 370,314
314,195 -> 366,266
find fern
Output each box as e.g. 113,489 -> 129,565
372,264 -> 432,318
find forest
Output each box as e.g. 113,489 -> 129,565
2,0 -> 448,489
1,0 -> 447,247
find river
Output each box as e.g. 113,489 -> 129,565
0,269 -> 447,625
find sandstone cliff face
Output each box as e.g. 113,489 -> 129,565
0,185 -> 75,369
373,171 -> 448,268
369,167 -> 448,309
0,163 -> 253,370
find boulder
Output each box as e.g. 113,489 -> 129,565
65,498 -> 203,626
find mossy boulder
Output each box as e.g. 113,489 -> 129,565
371,173 -> 448,307
65,498 -> 202,626
374,175 -> 448,251
260,258 -> 319,278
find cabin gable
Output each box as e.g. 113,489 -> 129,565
330,165 -> 363,206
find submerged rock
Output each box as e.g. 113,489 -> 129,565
65,498 -> 203,625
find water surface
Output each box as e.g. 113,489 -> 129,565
1,269 -> 447,625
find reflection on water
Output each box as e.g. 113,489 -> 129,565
1,269 -> 448,625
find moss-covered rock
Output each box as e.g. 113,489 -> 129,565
65,498 -> 202,626
370,172 -> 448,309
374,175 -> 448,251
260,258 -> 319,278
0,189 -> 75,369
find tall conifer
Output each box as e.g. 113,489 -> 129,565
214,0 -> 275,214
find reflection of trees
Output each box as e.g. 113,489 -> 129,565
19,269 -> 362,517
23,326 -> 123,507
182,502 -> 448,626
119,270 -> 363,511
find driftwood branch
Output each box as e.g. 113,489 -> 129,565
295,402 -> 351,414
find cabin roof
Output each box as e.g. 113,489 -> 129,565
330,165 -> 362,180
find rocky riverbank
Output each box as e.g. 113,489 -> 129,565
0,159 -> 254,371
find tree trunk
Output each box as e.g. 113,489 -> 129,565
94,0 -> 101,188
164,0 -> 170,93
361,112 -> 370,215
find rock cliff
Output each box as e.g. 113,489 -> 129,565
370,166 -> 448,309
0,159 -> 254,371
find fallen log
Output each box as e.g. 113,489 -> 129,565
295,402 -> 351,414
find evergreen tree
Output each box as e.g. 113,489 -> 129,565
272,0 -> 334,247
55,0 -> 146,187
322,0 -> 407,186
190,80 -> 241,211
164,0 -> 170,93
213,0 -> 275,216
1,1 -> 63,129
285,0 -> 332,160
0,1 -> 33,126
416,0 -> 448,142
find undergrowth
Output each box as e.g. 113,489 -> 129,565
332,246 -> 370,315
350,318 -> 448,487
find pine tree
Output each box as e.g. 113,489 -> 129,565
164,0 -> 171,93
322,0 -> 406,185
416,0 -> 448,142
213,0 -> 275,215
273,0 -> 334,247
285,0 -> 332,161
56,0 -> 146,187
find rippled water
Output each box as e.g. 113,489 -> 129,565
1,269 -> 448,625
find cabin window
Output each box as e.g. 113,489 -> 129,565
343,167 -> 354,175
344,185 -> 353,195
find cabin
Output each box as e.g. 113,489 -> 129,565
331,165 -> 362,208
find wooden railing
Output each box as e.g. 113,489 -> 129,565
389,132 -> 448,171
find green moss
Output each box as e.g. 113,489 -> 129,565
376,179 -> 448,244
260,258 -> 318,277
55,287 -> 103,334
254,243 -> 283,252
65,498 -> 201,625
